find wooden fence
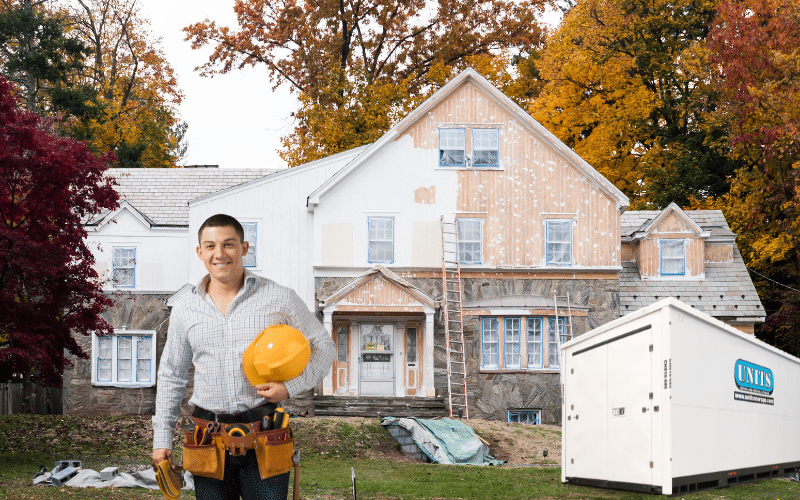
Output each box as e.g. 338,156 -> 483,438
0,383 -> 62,415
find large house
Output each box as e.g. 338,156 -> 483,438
64,69 -> 765,424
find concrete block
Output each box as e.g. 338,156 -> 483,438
100,467 -> 119,481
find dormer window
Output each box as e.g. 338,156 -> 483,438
438,127 -> 500,168
439,129 -> 466,167
660,239 -> 685,275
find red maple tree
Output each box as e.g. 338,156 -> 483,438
0,76 -> 119,391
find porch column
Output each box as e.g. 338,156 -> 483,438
424,308 -> 435,397
322,309 -> 334,396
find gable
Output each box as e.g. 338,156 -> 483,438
652,212 -> 698,236
337,275 -> 425,307
308,69 -> 629,211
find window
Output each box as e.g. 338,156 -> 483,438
526,318 -> 543,368
472,129 -> 499,167
406,327 -> 417,363
481,318 -> 500,368
368,217 -> 394,263
504,318 -> 522,368
660,239 -> 685,275
546,220 -> 572,265
457,218 -> 482,264
481,315 -> 564,371
439,128 -> 466,167
112,247 -> 136,288
242,222 -> 257,268
336,325 -> 348,363
548,318 -> 566,368
92,330 -> 156,387
508,409 -> 541,425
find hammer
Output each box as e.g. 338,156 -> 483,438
292,450 -> 301,500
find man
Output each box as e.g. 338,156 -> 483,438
152,214 -> 335,499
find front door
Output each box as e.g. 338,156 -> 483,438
359,323 -> 395,396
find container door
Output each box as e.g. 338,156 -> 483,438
607,327 -> 653,486
359,323 -> 395,395
564,343 -> 609,481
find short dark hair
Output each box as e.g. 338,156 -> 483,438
198,214 -> 245,244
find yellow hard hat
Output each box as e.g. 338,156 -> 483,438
243,324 -> 310,386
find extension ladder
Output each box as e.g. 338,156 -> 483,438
441,216 -> 469,419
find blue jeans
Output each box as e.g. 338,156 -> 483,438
193,450 -> 290,500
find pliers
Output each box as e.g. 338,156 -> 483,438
193,425 -> 211,445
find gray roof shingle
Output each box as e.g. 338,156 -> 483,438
92,167 -> 279,226
620,210 -> 764,322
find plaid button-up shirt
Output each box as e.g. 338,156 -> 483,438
152,271 -> 335,449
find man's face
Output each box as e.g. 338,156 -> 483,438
196,225 -> 249,287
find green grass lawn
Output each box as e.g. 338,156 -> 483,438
0,415 -> 797,499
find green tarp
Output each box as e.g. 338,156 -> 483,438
381,417 -> 503,465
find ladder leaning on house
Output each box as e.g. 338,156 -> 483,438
440,217 -> 469,419
553,291 -> 574,344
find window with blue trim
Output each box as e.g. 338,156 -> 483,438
472,129 -> 499,167
112,247 -> 136,288
504,318 -> 522,368
457,218 -> 482,264
439,128 -> 466,167
93,331 -> 156,387
546,220 -> 572,265
481,318 -> 500,368
548,318 -> 566,368
242,222 -> 257,267
481,315 -> 566,371
660,239 -> 685,275
508,409 -> 541,425
526,318 -> 543,368
368,217 -> 394,263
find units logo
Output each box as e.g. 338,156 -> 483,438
734,359 -> 774,405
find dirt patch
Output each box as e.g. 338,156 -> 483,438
463,419 -> 561,465
290,416 -> 561,466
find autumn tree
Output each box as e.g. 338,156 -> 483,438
184,0 -> 549,165
706,0 -> 800,357
0,77 -> 118,410
0,0 -> 90,113
531,0 -> 739,208
69,0 -> 186,167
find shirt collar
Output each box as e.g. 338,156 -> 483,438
194,269 -> 257,297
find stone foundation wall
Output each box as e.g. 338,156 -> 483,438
318,274 -> 619,425
62,293 -> 194,416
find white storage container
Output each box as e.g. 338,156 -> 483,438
560,298 -> 800,495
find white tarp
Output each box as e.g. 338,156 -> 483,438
33,468 -> 195,490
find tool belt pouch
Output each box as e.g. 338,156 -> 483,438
254,426 -> 294,480
183,432 -> 225,480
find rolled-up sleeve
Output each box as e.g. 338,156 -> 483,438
152,308 -> 193,450
283,289 -> 335,398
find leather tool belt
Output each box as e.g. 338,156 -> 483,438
182,405 -> 293,481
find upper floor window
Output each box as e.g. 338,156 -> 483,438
112,247 -> 136,288
457,218 -> 482,264
660,239 -> 685,275
439,127 -> 500,168
242,222 -> 257,268
368,217 -> 394,263
439,128 -> 466,167
92,330 -> 156,387
472,129 -> 499,167
546,220 -> 572,265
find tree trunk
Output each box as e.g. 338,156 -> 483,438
22,369 -> 35,414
